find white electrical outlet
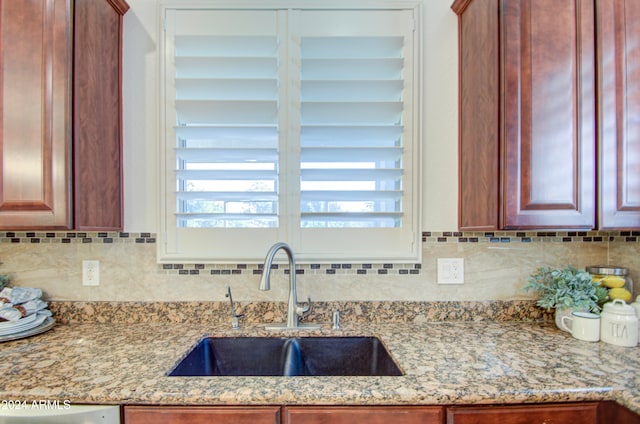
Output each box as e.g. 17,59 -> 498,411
82,260 -> 100,286
437,258 -> 464,284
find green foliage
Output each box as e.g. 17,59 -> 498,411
0,274 -> 8,291
524,266 -> 607,312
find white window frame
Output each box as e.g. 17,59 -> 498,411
158,0 -> 423,263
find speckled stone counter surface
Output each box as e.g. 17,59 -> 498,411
0,320 -> 638,414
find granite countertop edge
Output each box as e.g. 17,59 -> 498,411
0,321 -> 637,415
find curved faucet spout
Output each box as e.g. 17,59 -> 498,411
259,242 -> 294,292
258,242 -> 319,330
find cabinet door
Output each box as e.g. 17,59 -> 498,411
284,406 -> 444,424
0,0 -> 72,229
124,406 -> 281,424
597,0 -> 640,229
446,402 -> 598,424
501,0 -> 596,229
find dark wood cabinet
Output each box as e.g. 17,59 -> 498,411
453,0 -> 640,230
124,403 -> 639,424
124,406 -> 281,424
0,0 -> 72,229
453,0 -> 596,230
447,402 -> 599,424
73,0 -> 128,230
0,0 -> 127,230
596,0 -> 640,229
283,406 -> 444,424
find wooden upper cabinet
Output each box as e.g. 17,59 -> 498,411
0,0 -> 128,230
596,0 -> 640,229
73,0 -> 128,230
501,0 -> 596,229
0,0 -> 72,229
454,0 -> 501,231
453,0 -> 597,230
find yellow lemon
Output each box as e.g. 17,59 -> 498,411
591,274 -> 604,283
609,287 -> 632,302
601,275 -> 626,289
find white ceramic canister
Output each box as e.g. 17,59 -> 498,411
600,299 -> 638,347
631,296 -> 640,342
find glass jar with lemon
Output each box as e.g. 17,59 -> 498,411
586,266 -> 634,303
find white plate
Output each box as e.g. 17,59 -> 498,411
0,317 -> 55,342
0,312 -> 37,329
0,314 -> 46,336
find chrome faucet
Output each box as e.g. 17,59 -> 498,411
225,285 -> 243,330
259,242 -> 320,330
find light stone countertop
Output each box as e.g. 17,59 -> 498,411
0,321 -> 638,414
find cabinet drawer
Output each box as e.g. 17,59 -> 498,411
124,405 -> 281,424
284,406 -> 444,424
446,402 -> 599,424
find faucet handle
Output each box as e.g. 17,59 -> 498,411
296,297 -> 312,316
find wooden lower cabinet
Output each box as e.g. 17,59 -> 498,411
446,402 -> 599,424
283,406 -> 444,424
123,406 -> 281,424
124,403 -> 640,424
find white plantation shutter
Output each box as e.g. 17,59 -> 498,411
159,5 -> 421,263
295,10 -> 419,260
299,31 -> 406,228
171,12 -> 281,229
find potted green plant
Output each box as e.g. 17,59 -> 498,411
525,266 -> 608,331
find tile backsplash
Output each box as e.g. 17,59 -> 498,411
0,230 -> 637,302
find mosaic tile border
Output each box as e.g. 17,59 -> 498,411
160,262 -> 423,276
1,230 -> 637,244
422,230 -> 640,243
48,299 -> 552,324
0,232 -> 155,244
2,230 -> 637,276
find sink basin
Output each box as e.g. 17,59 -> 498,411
168,336 -> 403,377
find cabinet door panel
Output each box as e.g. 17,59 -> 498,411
447,402 -> 598,424
0,0 -> 72,229
284,406 -> 444,424
124,406 -> 281,424
597,0 -> 640,229
501,0 -> 596,229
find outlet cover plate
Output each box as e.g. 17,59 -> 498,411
437,258 -> 464,284
82,260 -> 100,286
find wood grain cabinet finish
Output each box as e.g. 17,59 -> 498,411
123,403 -> 639,424
447,402 -> 600,424
453,0 -> 597,230
124,406 -> 281,424
73,0 -> 128,230
283,406 -> 445,424
0,0 -> 128,230
596,0 -> 640,229
0,0 -> 72,229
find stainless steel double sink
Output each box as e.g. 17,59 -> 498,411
168,336 -> 403,377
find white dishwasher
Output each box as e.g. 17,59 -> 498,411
0,404 -> 119,424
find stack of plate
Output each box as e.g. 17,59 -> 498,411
0,313 -> 54,341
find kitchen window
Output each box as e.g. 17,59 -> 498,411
158,1 -> 422,263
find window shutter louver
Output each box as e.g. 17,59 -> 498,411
173,23 -> 280,228
299,35 -> 405,228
